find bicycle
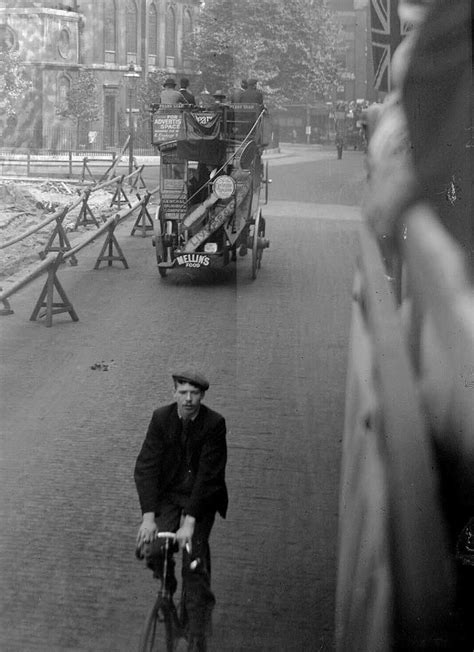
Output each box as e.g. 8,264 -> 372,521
137,532 -> 194,652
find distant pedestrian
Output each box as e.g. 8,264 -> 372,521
335,133 -> 344,159
239,78 -> 264,106
160,78 -> 186,105
212,90 -> 227,105
179,78 -> 196,105
228,79 -> 248,103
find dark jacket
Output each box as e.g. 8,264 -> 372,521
180,88 -> 196,105
239,87 -> 264,105
134,403 -> 228,519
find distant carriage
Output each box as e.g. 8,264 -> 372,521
150,102 -> 271,278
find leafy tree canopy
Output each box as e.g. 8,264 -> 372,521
135,69 -> 168,143
57,69 -> 100,124
137,69 -> 168,114
186,0 -> 341,107
0,49 -> 33,117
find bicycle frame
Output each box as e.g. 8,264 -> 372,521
138,532 -> 188,652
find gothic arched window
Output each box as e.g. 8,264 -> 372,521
126,0 -> 138,62
57,75 -> 71,111
0,25 -> 16,52
104,0 -> 116,63
166,6 -> 176,62
183,8 -> 193,42
148,2 -> 158,62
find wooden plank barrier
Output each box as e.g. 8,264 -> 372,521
98,135 -> 130,183
0,195 -> 145,325
38,207 -> 78,265
90,173 -> 122,194
30,204 -> 140,325
0,253 -> 60,318
63,198 -> 143,264
336,220 -> 457,650
0,205 -> 68,250
0,155 -> 151,322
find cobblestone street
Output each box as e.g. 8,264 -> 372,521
1,149 -> 364,650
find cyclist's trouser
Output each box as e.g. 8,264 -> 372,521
144,501 -> 216,638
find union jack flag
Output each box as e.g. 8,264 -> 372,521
370,0 -> 405,92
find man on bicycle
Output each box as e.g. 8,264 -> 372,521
134,370 -> 228,652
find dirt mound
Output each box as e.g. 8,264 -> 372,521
0,180 -> 114,283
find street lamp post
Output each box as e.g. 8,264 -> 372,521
124,62 -> 140,175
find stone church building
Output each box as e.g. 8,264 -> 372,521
0,0 -> 200,150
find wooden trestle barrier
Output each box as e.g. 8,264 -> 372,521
0,153 -> 154,322
0,196 -> 146,326
29,252 -> 79,326
39,206 -> 78,265
74,187 -> 101,228
130,190 -> 155,237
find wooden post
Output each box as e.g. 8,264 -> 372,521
130,192 -> 154,237
39,208 -> 78,265
0,288 -> 14,316
30,255 -> 79,327
130,164 -> 147,192
110,176 -> 132,209
94,222 -> 129,269
74,188 -> 100,229
81,156 -> 95,182
68,151 -> 73,179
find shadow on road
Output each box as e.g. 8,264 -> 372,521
157,264 -> 237,287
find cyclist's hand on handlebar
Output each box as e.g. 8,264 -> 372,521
176,515 -> 195,552
136,513 -> 158,549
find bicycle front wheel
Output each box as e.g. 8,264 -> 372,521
138,600 -> 160,651
138,598 -> 180,652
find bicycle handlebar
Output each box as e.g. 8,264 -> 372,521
156,532 -> 177,540
158,532 -> 192,555
135,531 -> 191,560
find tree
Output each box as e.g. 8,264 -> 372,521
186,0 -> 340,107
57,69 -> 100,145
0,48 -> 32,118
135,69 -> 168,147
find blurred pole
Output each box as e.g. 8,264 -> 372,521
124,63 -> 140,175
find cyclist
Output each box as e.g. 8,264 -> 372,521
134,370 -> 228,652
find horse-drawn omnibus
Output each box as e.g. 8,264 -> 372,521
150,101 -> 271,279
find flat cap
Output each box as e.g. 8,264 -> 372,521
172,370 -> 210,391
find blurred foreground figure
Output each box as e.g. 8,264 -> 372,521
364,1 -> 474,646
365,0 -> 473,272
403,0 -> 473,271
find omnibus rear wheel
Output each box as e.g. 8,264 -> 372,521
251,209 -> 265,280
